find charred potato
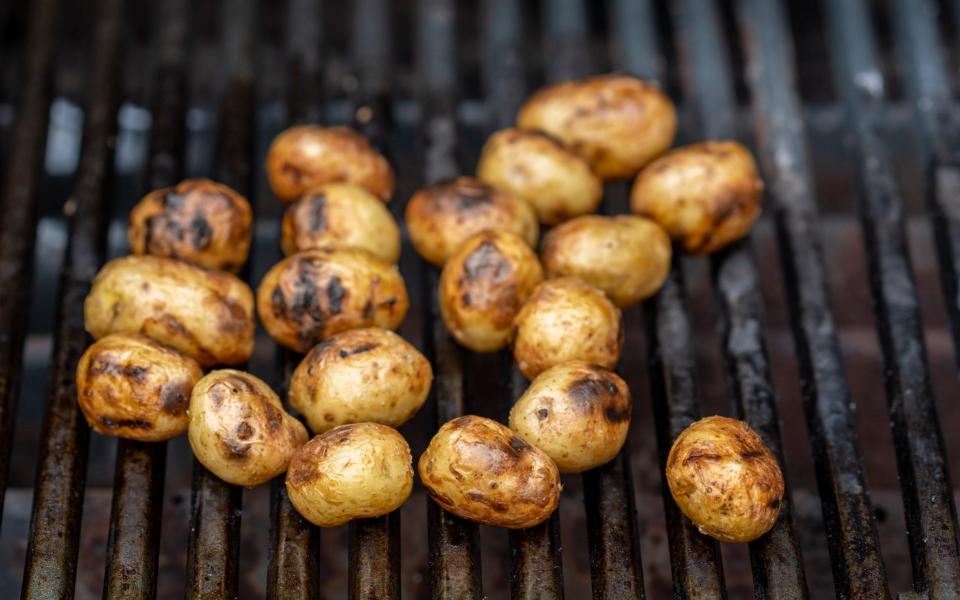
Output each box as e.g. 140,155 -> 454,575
418,415 -> 561,528
475,129 -> 601,225
540,215 -> 670,308
439,231 -> 543,352
84,255 -> 255,367
188,370 -> 308,487
257,248 -> 409,352
76,333 -> 202,441
631,141 -> 763,255
666,416 -> 784,543
404,176 -> 539,266
286,423 -> 413,527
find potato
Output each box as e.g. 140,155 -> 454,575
127,178 -> 252,272
666,416 -> 784,543
84,255 -> 255,367
76,333 -> 202,441
404,176 -> 539,266
286,423 -> 413,527
475,129 -> 601,225
281,183 -> 401,263
188,370 -> 308,487
517,75 -> 677,179
257,248 -> 408,352
289,328 -> 432,433
439,231 -> 543,352
265,125 -> 394,204
509,362 -> 630,473
418,415 -> 561,528
540,215 -> 670,308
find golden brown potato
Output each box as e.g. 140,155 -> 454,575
666,416 -> 784,543
509,362 -> 630,473
84,255 -> 255,367
188,370 -> 308,487
265,125 -> 394,204
127,178 -> 253,272
281,183 -> 401,263
475,129 -> 602,225
286,423 -> 413,526
517,75 -> 677,179
289,328 -> 432,433
404,176 -> 539,266
540,215 -> 670,308
75,333 -> 202,441
631,141 -> 763,255
257,248 -> 408,352
418,415 -> 561,528
439,231 -> 543,352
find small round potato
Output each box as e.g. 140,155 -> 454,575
517,75 -> 677,179
404,176 -> 539,266
509,362 -> 631,473
286,423 -> 413,527
188,370 -> 308,487
281,183 -> 401,263
257,248 -> 409,352
475,129 -> 601,225
511,278 -> 622,379
265,125 -> 395,203
289,328 -> 432,433
84,255 -> 255,367
418,415 -> 561,529
631,141 -> 763,255
666,416 -> 784,543
76,333 -> 203,441
439,231 -> 543,352
540,215 -> 671,308
127,178 -> 253,272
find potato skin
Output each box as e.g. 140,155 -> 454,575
281,183 -> 401,263
257,248 -> 409,352
286,423 -> 413,527
76,333 -> 202,441
475,129 -> 601,225
540,215 -> 671,307
517,75 -> 677,179
289,328 -> 432,433
265,125 -> 394,203
84,255 -> 255,367
509,362 -> 630,473
666,416 -> 784,543
631,141 -> 763,255
440,231 -> 543,352
188,370 -> 308,487
418,415 -> 561,529
404,176 -> 539,266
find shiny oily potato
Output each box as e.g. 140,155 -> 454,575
666,416 -> 784,543
84,255 -> 255,367
631,141 -> 763,255
188,370 -> 308,487
127,178 -> 253,272
76,333 -> 202,441
517,74 -> 677,179
257,247 -> 408,352
475,129 -> 601,225
404,176 -> 539,266
289,328 -> 432,433
418,415 -> 561,529
286,423 -> 413,527
540,215 -> 671,308
509,362 -> 631,473
265,125 -> 395,204
439,231 -> 543,352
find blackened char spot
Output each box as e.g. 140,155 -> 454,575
604,405 -> 629,423
446,178 -> 494,210
740,450 -> 765,460
508,436 -> 531,452
682,451 -> 722,467
271,286 -> 286,318
349,343 -> 377,356
537,408 -> 549,419
263,403 -> 283,433
465,491 -> 509,513
100,416 -> 152,430
220,373 -> 256,394
189,214 -> 213,249
769,498 -> 781,509
236,421 -> 254,440
306,193 -> 327,233
463,241 -> 508,283
160,383 -> 188,415
327,276 -> 345,315
362,300 -> 374,319
567,377 -> 611,409
221,437 -> 249,460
